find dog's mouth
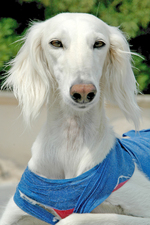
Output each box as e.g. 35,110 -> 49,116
68,100 -> 96,111
78,105 -> 86,109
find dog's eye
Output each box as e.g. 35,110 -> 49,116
94,41 -> 105,48
50,40 -> 63,48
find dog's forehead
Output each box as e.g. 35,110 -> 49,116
46,13 -> 109,36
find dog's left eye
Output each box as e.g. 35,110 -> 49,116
94,41 -> 105,48
50,40 -> 63,48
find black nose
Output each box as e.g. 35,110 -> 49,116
70,84 -> 97,104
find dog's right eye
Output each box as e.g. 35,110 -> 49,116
50,40 -> 63,48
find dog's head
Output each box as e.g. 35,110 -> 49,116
4,13 -> 140,128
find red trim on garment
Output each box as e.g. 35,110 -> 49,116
113,180 -> 129,192
53,208 -> 74,219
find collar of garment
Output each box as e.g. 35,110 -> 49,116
14,129 -> 150,224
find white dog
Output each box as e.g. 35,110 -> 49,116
1,13 -> 150,225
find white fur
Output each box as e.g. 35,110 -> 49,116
1,13 -> 150,225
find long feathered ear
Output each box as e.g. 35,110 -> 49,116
102,26 -> 141,130
3,22 -> 50,124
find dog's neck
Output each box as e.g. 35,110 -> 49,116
29,98 -> 115,179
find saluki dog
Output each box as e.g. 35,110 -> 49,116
1,13 -> 150,225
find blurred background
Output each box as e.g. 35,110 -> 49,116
0,0 -> 150,214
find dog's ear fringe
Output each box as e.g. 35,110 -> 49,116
102,26 -> 141,130
2,21 -> 51,125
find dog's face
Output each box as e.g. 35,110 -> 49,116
5,13 -> 140,128
42,13 -> 110,110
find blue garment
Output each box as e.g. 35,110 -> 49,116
14,129 -> 150,224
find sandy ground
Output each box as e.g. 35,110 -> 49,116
0,91 -> 150,216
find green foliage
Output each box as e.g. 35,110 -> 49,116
94,0 -> 150,38
18,0 -> 49,5
132,55 -> 150,92
44,0 -> 96,19
0,18 -> 21,71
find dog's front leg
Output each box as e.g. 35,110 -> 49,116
0,196 -> 52,225
0,196 -> 27,225
56,213 -> 150,225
